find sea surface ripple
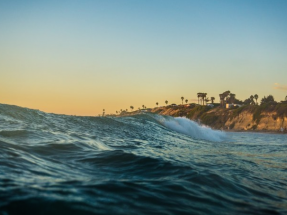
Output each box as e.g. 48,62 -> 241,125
0,104 -> 287,215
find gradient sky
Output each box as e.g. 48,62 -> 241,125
1,0 -> 287,115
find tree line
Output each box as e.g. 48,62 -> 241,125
102,92 -> 284,116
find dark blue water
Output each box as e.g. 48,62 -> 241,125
0,104 -> 287,215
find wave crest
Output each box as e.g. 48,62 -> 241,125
153,115 -> 226,142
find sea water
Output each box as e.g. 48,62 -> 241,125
0,104 -> 286,214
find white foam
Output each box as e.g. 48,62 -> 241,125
87,139 -> 112,150
155,115 -> 226,142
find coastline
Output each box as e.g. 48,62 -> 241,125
116,104 -> 287,134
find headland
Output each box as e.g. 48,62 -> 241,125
118,103 -> 287,133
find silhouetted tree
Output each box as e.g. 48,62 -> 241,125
219,91 -> 230,107
261,95 -> 275,104
142,105 -> 145,109
244,98 -> 252,105
181,96 -> 184,104
156,102 -> 158,107
202,93 -> 207,105
130,106 -> 134,111
197,93 -> 207,105
197,93 -> 202,104
205,97 -> 210,104
254,94 -> 258,105
224,93 -> 242,105
250,95 -> 255,105
165,100 -> 168,106
229,93 -> 236,104
185,99 -> 188,104
211,97 -> 215,104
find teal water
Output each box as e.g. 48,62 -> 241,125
0,104 -> 286,215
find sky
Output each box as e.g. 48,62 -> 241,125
1,0 -> 287,115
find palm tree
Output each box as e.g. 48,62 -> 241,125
130,106 -> 134,111
197,93 -> 207,105
165,100 -> 168,106
116,111 -> 118,114
156,102 -> 158,107
181,96 -> 184,104
142,105 -> 145,109
254,94 -> 258,105
250,95 -> 254,105
202,93 -> 207,105
185,99 -> 188,104
197,93 -> 202,104
211,97 -> 215,104
205,97 -> 210,104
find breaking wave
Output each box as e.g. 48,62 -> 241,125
153,115 -> 226,142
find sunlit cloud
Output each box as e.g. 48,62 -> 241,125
274,83 -> 287,91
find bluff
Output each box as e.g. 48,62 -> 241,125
150,103 -> 287,132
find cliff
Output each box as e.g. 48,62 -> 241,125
149,103 -> 287,132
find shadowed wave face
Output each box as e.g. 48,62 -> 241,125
0,104 -> 287,215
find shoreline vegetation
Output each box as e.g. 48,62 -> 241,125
110,92 -> 287,133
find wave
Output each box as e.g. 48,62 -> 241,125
152,114 -> 226,142
0,129 -> 29,137
0,103 -> 226,143
0,103 -> 287,215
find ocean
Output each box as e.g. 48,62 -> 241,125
0,104 -> 286,215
